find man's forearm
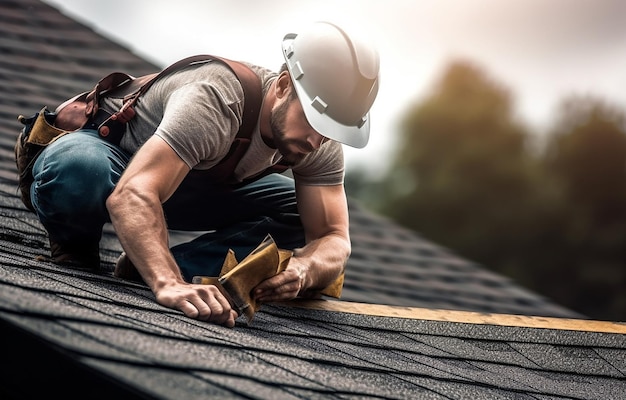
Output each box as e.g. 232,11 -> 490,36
106,186 -> 183,291
293,233 -> 350,293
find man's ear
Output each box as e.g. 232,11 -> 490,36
275,71 -> 293,100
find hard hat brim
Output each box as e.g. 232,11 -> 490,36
282,35 -> 371,149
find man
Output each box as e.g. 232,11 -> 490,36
29,21 -> 380,327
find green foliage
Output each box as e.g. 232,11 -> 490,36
348,59 -> 626,321
540,98 -> 626,318
546,98 -> 626,227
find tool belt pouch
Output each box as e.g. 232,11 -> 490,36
14,107 -> 70,212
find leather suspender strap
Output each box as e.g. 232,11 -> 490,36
216,58 -> 263,140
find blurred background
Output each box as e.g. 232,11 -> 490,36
44,0 -> 626,321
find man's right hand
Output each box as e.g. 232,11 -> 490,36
155,283 -> 238,328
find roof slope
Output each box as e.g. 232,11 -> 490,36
3,1 -> 625,399
1,233 -> 625,399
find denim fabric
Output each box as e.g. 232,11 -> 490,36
31,130 -> 130,245
30,129 -> 305,279
168,172 -> 306,280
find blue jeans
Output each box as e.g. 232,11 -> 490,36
31,130 -> 305,280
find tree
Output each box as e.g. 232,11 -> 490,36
542,97 -> 626,319
380,60 -> 552,275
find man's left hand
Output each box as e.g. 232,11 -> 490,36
252,260 -> 306,303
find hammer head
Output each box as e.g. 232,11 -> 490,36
193,234 -> 292,324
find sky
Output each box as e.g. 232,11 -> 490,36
43,0 -> 626,177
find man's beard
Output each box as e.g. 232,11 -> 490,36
269,99 -> 305,166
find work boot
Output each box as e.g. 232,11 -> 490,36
48,239 -> 100,271
114,252 -> 144,283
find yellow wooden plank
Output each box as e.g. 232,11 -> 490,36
279,299 -> 626,334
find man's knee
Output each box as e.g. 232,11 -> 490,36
31,132 -> 117,214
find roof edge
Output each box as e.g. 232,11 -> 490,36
279,299 -> 626,334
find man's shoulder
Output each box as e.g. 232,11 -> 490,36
239,62 -> 278,92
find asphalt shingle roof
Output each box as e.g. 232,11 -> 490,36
1,0 -> 625,398
1,240 -> 625,399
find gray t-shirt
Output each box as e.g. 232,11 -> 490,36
102,60 -> 344,186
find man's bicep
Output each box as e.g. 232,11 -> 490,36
295,183 -> 350,242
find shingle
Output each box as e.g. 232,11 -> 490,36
509,342 -> 625,377
595,347 -> 626,376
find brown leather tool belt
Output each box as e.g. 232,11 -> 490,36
83,108 -> 127,146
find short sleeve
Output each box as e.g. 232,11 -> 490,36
155,76 -> 243,169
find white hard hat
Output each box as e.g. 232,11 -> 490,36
282,22 -> 380,148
